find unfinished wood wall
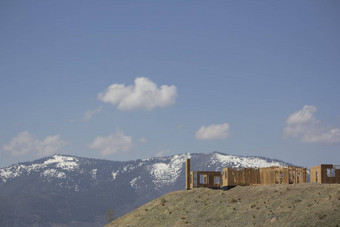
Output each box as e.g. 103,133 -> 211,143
259,166 -> 307,185
310,165 -> 321,183
190,171 -> 221,188
311,165 -> 340,184
222,166 -> 307,186
222,168 -> 259,186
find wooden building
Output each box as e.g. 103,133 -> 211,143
222,167 -> 259,187
258,166 -> 307,185
189,171 -> 222,189
185,159 -> 307,190
186,159 -> 221,189
310,164 -> 340,184
221,166 -> 307,187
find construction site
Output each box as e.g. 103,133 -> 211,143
185,159 -> 340,190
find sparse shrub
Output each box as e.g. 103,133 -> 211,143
250,204 -> 256,208
160,198 -> 166,206
294,199 -> 302,203
181,216 -> 185,219
229,197 -> 237,203
233,207 -> 236,211
145,208 -> 148,211
317,213 -> 326,220
195,200 -> 198,203
161,198 -> 166,206
253,215 -> 255,218
318,192 -> 321,195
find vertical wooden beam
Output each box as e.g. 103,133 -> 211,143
186,159 -> 190,190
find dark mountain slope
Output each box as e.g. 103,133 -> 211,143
0,152 -> 293,226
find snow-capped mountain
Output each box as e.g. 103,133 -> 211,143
0,152 -> 292,227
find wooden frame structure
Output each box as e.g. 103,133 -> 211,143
221,166 -> 307,187
189,171 -> 222,189
186,158 -> 222,189
310,164 -> 340,184
222,167 -> 259,187
258,166 -> 307,185
185,158 -> 308,190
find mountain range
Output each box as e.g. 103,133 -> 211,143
0,152 -> 292,226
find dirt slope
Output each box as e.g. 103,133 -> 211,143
107,183 -> 340,227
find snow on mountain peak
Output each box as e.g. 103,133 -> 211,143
41,169 -> 66,179
211,153 -> 284,168
149,153 -> 191,189
43,155 -> 79,171
0,154 -> 79,182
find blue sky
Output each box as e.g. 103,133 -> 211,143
1,1 -> 339,168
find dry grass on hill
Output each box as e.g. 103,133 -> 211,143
107,183 -> 340,227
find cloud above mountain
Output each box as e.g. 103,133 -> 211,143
284,105 -> 340,144
88,130 -> 133,156
2,131 -> 67,157
83,106 -> 103,121
195,123 -> 230,140
98,77 -> 177,111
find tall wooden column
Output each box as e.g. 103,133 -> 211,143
186,159 -> 190,190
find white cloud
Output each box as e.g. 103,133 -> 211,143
155,149 -> 171,157
3,131 -> 67,157
138,137 -> 147,143
284,105 -> 340,144
286,105 -> 316,125
83,106 -> 103,121
195,123 -> 230,140
98,77 -> 177,110
88,130 -> 133,156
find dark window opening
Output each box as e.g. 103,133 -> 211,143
316,171 -> 318,182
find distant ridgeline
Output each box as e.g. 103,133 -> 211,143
0,152 -> 311,226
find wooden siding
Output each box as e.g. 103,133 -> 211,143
189,171 -> 221,189
222,168 -> 259,186
222,166 -> 307,187
310,164 -> 340,184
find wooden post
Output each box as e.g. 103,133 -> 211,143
186,159 -> 190,190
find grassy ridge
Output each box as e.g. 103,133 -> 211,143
107,183 -> 340,227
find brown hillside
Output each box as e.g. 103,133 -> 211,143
107,183 -> 340,227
